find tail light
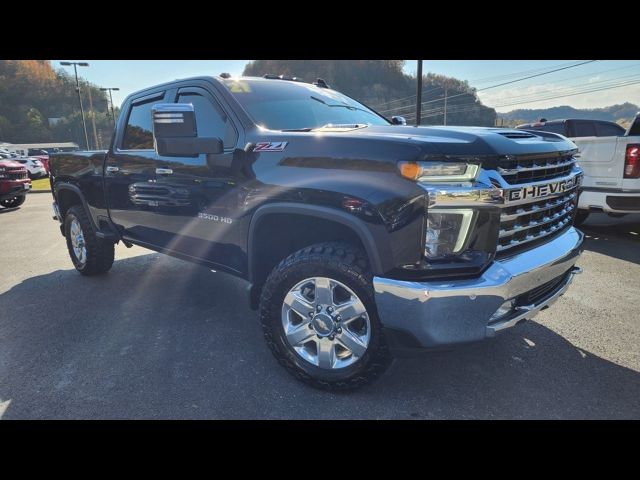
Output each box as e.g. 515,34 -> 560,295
624,144 -> 640,178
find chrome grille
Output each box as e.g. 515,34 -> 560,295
3,168 -> 28,180
498,153 -> 576,185
497,189 -> 578,256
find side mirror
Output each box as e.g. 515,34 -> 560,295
391,116 -> 407,126
152,103 -> 223,157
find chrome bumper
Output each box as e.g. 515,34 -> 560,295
374,227 -> 584,349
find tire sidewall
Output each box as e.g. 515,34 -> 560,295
264,254 -> 385,384
64,209 -> 88,272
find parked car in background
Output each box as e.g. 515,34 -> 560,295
517,115 -> 640,225
0,159 -> 31,208
27,148 -> 51,174
15,157 -> 47,179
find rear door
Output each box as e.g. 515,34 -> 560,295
151,84 -> 248,273
104,89 -> 180,247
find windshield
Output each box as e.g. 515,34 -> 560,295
222,78 -> 389,131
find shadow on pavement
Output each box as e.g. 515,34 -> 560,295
0,253 -> 639,419
0,207 -> 21,215
579,213 -> 640,265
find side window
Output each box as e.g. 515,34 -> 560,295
572,121 -> 597,137
122,98 -> 159,150
177,93 -> 238,148
595,122 -> 625,137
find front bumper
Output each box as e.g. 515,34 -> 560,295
374,226 -> 584,351
0,181 -> 31,201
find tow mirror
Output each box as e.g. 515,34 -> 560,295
152,103 -> 223,157
391,116 -> 407,126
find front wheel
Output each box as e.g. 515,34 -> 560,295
259,242 -> 393,391
0,195 -> 26,208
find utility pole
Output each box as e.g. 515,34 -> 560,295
443,88 -> 448,126
60,62 -> 90,150
415,60 -> 423,126
87,86 -> 99,150
100,87 -> 120,129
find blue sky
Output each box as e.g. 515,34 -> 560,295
53,60 -> 640,113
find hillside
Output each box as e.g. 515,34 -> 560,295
243,60 -> 497,127
0,60 -> 115,148
500,102 -> 639,126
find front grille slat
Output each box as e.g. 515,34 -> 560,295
497,158 -> 576,176
498,153 -> 576,186
499,203 -> 575,238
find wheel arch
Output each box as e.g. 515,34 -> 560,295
55,183 -> 96,229
247,203 -> 385,293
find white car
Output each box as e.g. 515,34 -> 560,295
517,115 -> 640,225
15,157 -> 47,179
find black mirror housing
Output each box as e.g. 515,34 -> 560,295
152,103 -> 223,157
391,116 -> 407,126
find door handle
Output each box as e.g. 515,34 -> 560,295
105,165 -> 119,173
156,168 -> 173,175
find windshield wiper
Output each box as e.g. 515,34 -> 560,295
280,127 -> 314,132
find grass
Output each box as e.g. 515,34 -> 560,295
31,177 -> 51,191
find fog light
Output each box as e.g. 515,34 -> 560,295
490,299 -> 516,321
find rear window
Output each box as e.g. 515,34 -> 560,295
572,121 -> 597,137
595,122 -> 625,137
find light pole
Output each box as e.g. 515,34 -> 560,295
60,61 -> 90,150
415,60 -> 423,126
100,87 -> 120,129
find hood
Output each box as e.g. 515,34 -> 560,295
0,160 -> 25,169
255,125 -> 578,163
339,125 -> 578,157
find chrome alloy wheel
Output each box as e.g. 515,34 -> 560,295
281,277 -> 371,369
69,218 -> 87,266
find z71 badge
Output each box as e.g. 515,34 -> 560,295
507,176 -> 577,202
254,141 -> 288,152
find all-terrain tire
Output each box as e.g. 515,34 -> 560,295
64,205 -> 114,275
259,242 -> 393,391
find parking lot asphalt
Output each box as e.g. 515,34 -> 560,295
0,193 -> 639,419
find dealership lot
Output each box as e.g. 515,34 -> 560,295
0,193 -> 639,419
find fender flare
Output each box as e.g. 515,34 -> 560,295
247,202 -> 387,282
54,182 -> 97,229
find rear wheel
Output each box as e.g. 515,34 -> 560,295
64,205 -> 114,275
259,242 -> 393,391
0,195 -> 26,208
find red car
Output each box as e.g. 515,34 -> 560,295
0,159 -> 31,208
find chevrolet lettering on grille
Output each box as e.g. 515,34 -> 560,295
507,176 -> 578,202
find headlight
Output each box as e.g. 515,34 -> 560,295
425,208 -> 475,259
398,161 -> 479,182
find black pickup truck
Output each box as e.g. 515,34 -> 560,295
50,75 -> 584,390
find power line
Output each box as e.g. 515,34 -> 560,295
469,61 -> 581,84
377,60 -> 600,117
478,60 -> 597,91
